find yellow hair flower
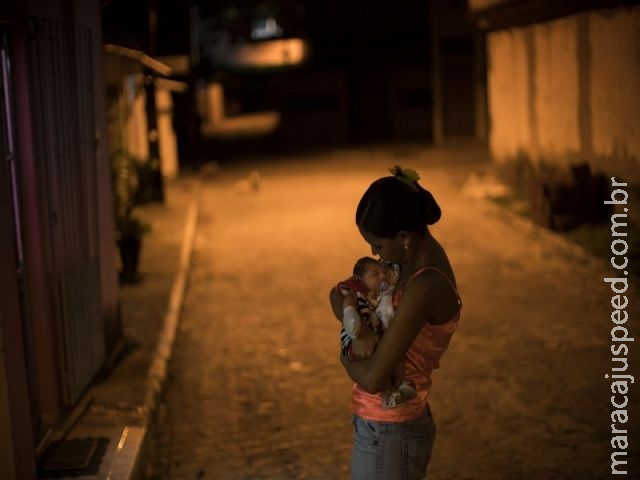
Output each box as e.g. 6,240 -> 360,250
389,166 -> 421,190
403,168 -> 420,183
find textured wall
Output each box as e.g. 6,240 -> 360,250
590,9 -> 640,170
533,16 -> 580,158
487,28 -> 532,160
486,7 -> 640,181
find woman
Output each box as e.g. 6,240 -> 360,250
329,166 -> 462,480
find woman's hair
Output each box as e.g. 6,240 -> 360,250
355,166 -> 441,238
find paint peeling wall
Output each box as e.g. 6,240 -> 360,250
487,28 -> 531,160
590,9 -> 640,172
486,6 -> 640,182
533,17 -> 580,158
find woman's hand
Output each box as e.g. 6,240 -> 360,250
350,323 -> 377,359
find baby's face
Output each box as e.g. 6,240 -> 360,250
361,263 -> 390,291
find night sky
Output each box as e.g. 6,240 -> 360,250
101,0 -> 435,67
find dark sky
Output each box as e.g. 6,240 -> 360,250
101,0 -> 433,65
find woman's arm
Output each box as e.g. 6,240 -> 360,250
329,287 -> 344,322
341,270 -> 459,393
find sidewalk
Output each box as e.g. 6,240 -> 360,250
41,175 -> 200,480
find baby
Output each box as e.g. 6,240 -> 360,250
337,256 -> 417,408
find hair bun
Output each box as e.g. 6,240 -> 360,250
421,190 -> 441,225
356,166 -> 442,236
391,165 -> 441,225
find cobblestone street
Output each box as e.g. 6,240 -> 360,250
145,144 -> 640,479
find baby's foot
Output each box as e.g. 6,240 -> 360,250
398,379 -> 417,399
382,390 -> 410,408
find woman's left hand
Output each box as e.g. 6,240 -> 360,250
350,324 -> 377,359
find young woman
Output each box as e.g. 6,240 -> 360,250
329,166 -> 462,480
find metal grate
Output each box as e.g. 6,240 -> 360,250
27,19 -> 104,406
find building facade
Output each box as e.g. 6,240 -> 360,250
0,1 -> 119,477
470,0 -> 640,190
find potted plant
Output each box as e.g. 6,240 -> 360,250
111,151 -> 151,283
115,211 -> 151,283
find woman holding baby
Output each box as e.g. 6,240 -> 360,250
329,166 -> 462,480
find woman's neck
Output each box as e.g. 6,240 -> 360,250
401,231 -> 438,273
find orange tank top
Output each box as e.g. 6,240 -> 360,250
350,266 -> 461,422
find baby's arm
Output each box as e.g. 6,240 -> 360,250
341,288 -> 362,339
329,286 -> 377,359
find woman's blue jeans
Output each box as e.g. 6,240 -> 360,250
351,406 -> 436,480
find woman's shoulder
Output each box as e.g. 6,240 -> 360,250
402,266 -> 460,325
406,264 -> 456,291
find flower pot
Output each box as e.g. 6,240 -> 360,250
117,236 -> 142,283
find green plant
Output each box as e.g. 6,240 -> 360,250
111,150 -> 152,241
564,221 -> 640,279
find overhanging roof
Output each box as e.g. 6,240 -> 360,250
469,0 -> 640,31
104,44 -> 172,76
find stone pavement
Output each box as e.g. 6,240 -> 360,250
52,141 -> 640,479
147,142 -> 639,480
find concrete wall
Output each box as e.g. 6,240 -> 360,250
590,9 -> 640,172
533,16 -> 581,158
487,28 -> 531,159
156,87 -> 179,180
486,6 -> 640,182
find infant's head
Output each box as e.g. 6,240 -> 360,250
353,256 -> 391,292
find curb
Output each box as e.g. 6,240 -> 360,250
143,199 -> 199,414
133,190 -> 200,479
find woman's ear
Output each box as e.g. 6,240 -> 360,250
396,231 -> 410,251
